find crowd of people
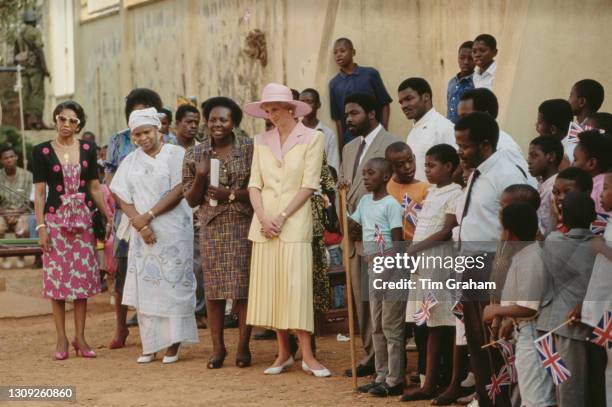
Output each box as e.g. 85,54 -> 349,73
1,32 -> 612,406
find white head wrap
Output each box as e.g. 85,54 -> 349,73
128,107 -> 162,132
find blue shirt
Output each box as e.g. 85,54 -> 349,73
104,128 -> 136,174
446,73 -> 474,124
329,65 -> 393,145
350,194 -> 403,255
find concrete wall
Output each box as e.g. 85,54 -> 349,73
44,0 -> 612,150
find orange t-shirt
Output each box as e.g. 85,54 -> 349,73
387,178 -> 430,241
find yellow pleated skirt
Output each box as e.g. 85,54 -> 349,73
246,239 -> 314,333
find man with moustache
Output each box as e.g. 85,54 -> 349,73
338,93 -> 399,377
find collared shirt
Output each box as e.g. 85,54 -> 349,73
459,149 -> 529,244
538,174 -> 558,236
0,167 -> 32,210
359,123 -> 384,166
501,243 -> 546,317
582,221 -> 612,327
497,130 -> 537,187
315,120 -> 340,174
537,228 -> 596,340
473,61 -> 497,90
406,108 -> 456,182
329,64 -> 393,136
447,73 -> 474,123
104,128 -> 136,174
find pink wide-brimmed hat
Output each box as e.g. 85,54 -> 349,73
243,83 -> 311,119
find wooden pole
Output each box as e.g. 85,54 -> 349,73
16,65 -> 27,168
339,187 -> 358,390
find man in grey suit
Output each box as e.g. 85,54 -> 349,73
339,93 -> 400,377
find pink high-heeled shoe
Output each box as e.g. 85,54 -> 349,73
54,351 -> 69,361
72,340 -> 97,358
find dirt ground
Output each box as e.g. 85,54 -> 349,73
0,266 -> 441,407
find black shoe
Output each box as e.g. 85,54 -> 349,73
253,329 -> 276,340
224,314 -> 238,328
126,314 -> 138,327
344,364 -> 375,377
357,381 -> 380,393
369,382 -> 404,397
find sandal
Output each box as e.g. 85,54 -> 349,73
235,351 -> 252,368
207,349 -> 227,369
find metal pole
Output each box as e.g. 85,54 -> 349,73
15,64 -> 27,168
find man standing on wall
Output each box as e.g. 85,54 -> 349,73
14,10 -> 50,130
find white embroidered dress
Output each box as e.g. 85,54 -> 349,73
110,144 -> 198,354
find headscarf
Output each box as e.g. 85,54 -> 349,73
128,107 -> 161,132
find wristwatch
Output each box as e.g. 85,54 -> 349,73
228,190 -> 236,203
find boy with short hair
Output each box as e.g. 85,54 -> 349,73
400,144 -> 463,402
472,34 -> 498,90
537,191 -> 599,407
568,79 -> 605,126
329,37 -> 393,147
552,167 -> 593,233
536,99 -> 574,138
349,157 -> 405,397
528,135 -> 564,236
447,41 -> 475,124
584,112 -> 612,135
573,130 -> 612,216
483,203 -> 555,407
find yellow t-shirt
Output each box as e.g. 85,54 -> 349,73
387,178 -> 430,241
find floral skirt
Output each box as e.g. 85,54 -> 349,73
42,214 -> 100,300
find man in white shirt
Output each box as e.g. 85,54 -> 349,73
457,88 -> 536,187
455,111 -> 529,407
472,34 -> 498,90
399,77 -> 456,182
299,88 -> 340,174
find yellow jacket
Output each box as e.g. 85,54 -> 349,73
248,122 -> 324,243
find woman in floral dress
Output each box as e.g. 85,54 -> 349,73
32,101 -> 112,360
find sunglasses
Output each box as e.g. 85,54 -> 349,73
56,115 -> 81,126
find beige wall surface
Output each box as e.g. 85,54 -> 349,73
45,0 -> 611,149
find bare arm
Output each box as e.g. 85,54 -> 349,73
381,104 -> 390,129
184,172 -> 208,207
88,179 -> 112,221
34,182 -> 51,252
483,304 -> 537,323
130,184 -> 185,232
270,188 -> 317,231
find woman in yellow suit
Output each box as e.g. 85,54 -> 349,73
243,83 -> 331,377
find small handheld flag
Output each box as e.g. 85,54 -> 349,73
450,301 -> 464,322
414,292 -> 438,326
566,121 -> 584,143
402,193 -> 422,227
534,334 -> 571,385
486,365 -> 511,404
497,339 -> 517,383
590,213 -> 610,235
590,310 -> 612,349
374,224 -> 386,255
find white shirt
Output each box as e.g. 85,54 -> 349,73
498,129 -> 537,187
316,121 -> 340,174
473,61 -> 497,90
406,108 -> 456,182
459,148 -> 529,246
359,123 -> 384,166
538,174 -> 557,236
561,135 -> 578,164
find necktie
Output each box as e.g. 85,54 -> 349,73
352,138 -> 367,181
458,169 -> 481,248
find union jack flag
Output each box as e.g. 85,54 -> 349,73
414,292 -> 438,326
534,334 -> 571,385
566,121 -> 584,143
450,301 -> 464,322
402,193 -> 422,227
486,365 -> 511,404
590,310 -> 612,349
590,212 -> 610,235
497,339 -> 517,383
374,224 -> 386,255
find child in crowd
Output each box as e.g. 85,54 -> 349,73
535,98 -> 573,169
552,167 -> 593,233
584,112 -> 612,135
471,34 -> 497,90
384,141 -> 429,384
349,157 -> 405,397
483,202 -> 555,407
568,79 -> 605,126
400,144 -> 463,402
528,135 -> 564,236
573,130 -> 612,216
582,170 -> 612,400
537,191 -> 600,407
